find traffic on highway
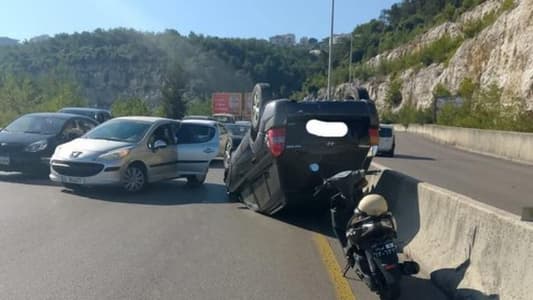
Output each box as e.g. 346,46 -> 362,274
2,0 -> 532,299
0,83 -> 427,300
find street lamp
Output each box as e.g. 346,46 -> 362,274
327,0 -> 335,100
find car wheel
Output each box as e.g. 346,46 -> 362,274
250,83 -> 272,140
187,173 -> 206,186
123,164 -> 147,193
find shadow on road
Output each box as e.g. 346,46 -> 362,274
389,154 -> 435,161
0,172 -> 59,187
431,259 -> 499,300
63,180 -> 229,206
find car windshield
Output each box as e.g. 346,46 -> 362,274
84,120 -> 151,143
4,115 -> 66,135
379,127 -> 393,137
225,124 -> 250,137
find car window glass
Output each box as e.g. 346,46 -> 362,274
177,124 -> 215,144
77,119 -> 97,133
149,124 -> 176,146
62,120 -> 82,138
379,127 -> 393,137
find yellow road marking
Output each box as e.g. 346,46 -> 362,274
313,233 -> 357,300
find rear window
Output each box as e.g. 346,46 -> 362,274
177,124 -> 216,144
379,127 -> 393,137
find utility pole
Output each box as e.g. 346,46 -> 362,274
327,0 -> 335,100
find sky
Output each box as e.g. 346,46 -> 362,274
0,0 -> 399,41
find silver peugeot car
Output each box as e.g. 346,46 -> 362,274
50,116 -> 221,192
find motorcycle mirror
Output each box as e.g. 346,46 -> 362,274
309,163 -> 320,173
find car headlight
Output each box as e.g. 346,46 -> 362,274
25,140 -> 48,152
98,148 -> 131,161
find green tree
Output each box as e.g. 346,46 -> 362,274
111,98 -> 150,117
160,64 -> 188,119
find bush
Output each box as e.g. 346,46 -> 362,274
463,11 -> 497,38
436,82 -> 533,132
433,83 -> 452,98
111,98 -> 151,117
385,79 -> 403,107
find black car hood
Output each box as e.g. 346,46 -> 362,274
0,131 -> 55,145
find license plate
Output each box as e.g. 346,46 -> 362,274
0,156 -> 9,166
372,241 -> 397,258
61,176 -> 84,184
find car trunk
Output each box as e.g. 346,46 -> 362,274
247,100 -> 378,212
279,113 -> 372,197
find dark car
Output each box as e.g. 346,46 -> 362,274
58,107 -> 112,124
224,83 -> 380,215
223,122 -> 251,166
0,113 -> 98,174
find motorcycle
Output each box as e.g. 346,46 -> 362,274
309,163 -> 419,300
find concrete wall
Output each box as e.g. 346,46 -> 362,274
367,163 -> 533,300
393,124 -> 533,165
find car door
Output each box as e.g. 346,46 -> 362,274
177,123 -> 218,176
145,123 -> 179,181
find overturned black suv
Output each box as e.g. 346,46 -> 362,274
224,83 -> 380,215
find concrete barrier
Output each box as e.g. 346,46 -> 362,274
367,163 -> 533,300
393,124 -> 533,165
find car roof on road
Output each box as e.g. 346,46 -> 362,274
114,116 -> 178,123
380,124 -> 394,128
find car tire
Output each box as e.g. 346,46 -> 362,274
187,174 -> 206,186
250,83 -> 272,140
122,164 -> 147,193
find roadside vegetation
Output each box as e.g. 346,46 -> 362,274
381,78 -> 533,133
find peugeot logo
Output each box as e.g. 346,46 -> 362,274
326,141 -> 335,147
70,151 -> 82,158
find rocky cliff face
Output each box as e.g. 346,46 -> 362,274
355,0 -> 533,111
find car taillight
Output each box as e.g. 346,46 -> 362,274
369,128 -> 379,146
266,128 -> 286,157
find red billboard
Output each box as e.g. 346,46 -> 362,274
212,93 -> 242,116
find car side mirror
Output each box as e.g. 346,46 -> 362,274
152,140 -> 168,150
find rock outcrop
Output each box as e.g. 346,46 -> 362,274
353,0 -> 533,110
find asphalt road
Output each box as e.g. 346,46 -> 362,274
0,162 -> 446,300
376,132 -> 533,215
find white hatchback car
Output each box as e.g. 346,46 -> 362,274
50,117 -> 222,192
377,124 -> 395,157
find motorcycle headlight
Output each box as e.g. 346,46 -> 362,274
98,148 -> 131,161
25,140 -> 48,152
